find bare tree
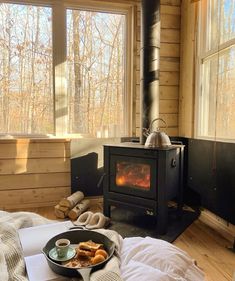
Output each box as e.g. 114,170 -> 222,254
0,3 -> 125,137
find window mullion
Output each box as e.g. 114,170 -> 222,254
201,38 -> 235,62
218,38 -> 235,52
53,2 -> 67,135
124,6 -> 135,137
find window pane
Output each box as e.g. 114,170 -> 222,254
201,0 -> 220,52
66,9 -> 125,137
0,3 -> 53,134
197,0 -> 235,141
216,46 -> 235,138
220,0 -> 235,44
198,56 -> 218,138
202,0 -> 235,52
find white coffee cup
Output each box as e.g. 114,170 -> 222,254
55,238 -> 70,258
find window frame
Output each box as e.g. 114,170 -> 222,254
1,0 -> 136,138
195,0 -> 235,142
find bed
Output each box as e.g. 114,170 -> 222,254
121,237 -> 204,281
0,210 -> 204,281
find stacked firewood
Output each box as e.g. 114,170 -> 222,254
54,191 -> 90,220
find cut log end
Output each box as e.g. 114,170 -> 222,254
54,204 -> 69,219
59,191 -> 84,208
68,199 -> 90,220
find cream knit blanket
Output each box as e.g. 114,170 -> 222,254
0,210 -> 123,281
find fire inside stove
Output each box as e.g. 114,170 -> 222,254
115,161 -> 151,190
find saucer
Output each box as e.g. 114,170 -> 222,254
49,247 -> 76,262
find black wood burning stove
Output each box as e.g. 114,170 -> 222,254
103,143 -> 184,234
102,0 -> 184,235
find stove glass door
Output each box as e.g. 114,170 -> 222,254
116,161 -> 150,190
110,155 -> 157,199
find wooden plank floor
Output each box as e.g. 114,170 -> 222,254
174,219 -> 235,281
16,205 -> 235,281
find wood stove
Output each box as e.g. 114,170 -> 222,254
102,0 -> 183,235
103,143 -> 184,234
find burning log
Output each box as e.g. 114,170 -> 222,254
116,162 -> 150,189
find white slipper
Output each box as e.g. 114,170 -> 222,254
85,212 -> 110,229
74,211 -> 93,226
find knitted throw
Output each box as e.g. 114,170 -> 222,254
0,211 -> 123,281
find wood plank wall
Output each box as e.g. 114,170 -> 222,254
135,0 -> 181,137
0,139 -> 71,210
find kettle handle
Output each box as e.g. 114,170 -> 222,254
150,118 -> 167,131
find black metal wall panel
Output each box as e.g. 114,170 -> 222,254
71,153 -> 103,196
216,142 -> 235,224
187,138 -> 235,224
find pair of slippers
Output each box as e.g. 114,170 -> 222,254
73,211 -> 110,230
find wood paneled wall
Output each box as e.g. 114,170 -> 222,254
135,0 -> 181,137
0,139 -> 71,210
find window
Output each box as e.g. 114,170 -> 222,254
196,0 -> 235,141
66,9 -> 125,137
0,1 -> 133,137
0,3 -> 53,134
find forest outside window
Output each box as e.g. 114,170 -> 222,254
67,9 -> 125,137
196,0 -> 235,141
0,1 -> 133,138
0,3 -> 53,135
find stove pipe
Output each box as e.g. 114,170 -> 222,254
140,0 -> 160,144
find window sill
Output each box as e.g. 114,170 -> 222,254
196,136 -> 235,144
0,134 -> 70,142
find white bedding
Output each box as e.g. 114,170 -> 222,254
0,211 -> 205,281
121,237 -> 205,281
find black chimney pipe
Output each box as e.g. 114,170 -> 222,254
140,0 -> 160,144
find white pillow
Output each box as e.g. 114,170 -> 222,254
120,237 -> 205,281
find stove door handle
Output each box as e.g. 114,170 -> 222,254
97,173 -> 106,188
171,158 -> 177,168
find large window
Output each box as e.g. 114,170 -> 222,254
0,3 -> 53,134
196,0 -> 235,141
0,1 -> 133,137
67,9 -> 125,137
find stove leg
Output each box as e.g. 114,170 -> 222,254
177,196 -> 183,217
157,203 -> 168,235
103,200 -> 111,217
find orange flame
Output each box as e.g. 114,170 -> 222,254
116,162 -> 150,190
